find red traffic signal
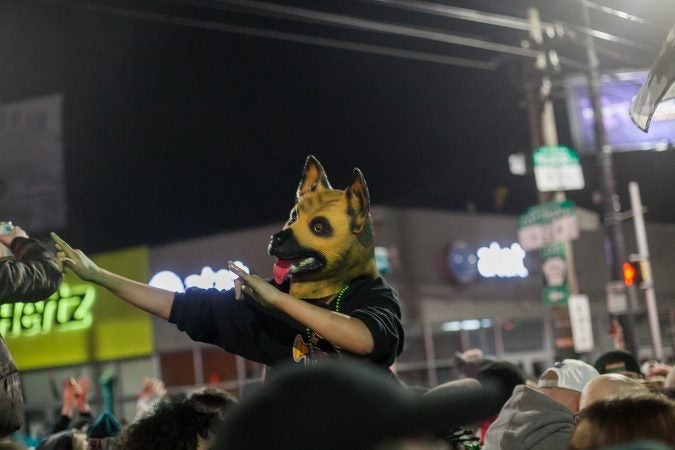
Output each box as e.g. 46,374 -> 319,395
623,261 -> 643,286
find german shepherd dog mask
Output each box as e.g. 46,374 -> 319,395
268,155 -> 378,300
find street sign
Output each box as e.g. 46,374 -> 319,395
518,200 -> 579,251
541,242 -> 569,306
606,281 -> 629,313
533,145 -> 585,192
568,294 -> 594,353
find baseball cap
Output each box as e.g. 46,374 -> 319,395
537,359 -> 599,392
593,350 -> 641,376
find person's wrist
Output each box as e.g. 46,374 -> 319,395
88,267 -> 108,285
77,402 -> 90,413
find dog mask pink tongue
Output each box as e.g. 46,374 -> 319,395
273,259 -> 294,284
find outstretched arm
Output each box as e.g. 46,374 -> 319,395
228,261 -> 375,356
51,233 -> 174,320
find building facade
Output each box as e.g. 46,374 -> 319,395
9,205 -> 675,435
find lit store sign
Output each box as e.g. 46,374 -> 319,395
477,242 -> 528,278
0,283 -> 95,338
149,262 -> 250,292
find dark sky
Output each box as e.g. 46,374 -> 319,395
1,0 -> 674,253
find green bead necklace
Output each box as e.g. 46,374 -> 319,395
305,284 -> 350,356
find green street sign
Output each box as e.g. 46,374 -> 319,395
533,145 -> 585,192
541,242 -> 569,307
518,200 -> 578,251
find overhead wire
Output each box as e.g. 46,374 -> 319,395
359,0 -> 656,62
30,0 -> 497,70
207,0 -> 538,58
29,0 -> 657,71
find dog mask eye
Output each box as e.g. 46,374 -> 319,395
310,217 -> 332,236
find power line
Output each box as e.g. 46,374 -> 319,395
31,0 -> 497,70
209,0 -> 539,58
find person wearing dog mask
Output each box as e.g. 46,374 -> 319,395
52,156 -> 404,377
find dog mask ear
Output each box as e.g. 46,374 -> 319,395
345,168 -> 370,234
296,155 -> 332,199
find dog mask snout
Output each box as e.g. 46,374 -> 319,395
268,228 -> 294,255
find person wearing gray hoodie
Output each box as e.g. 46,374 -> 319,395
482,359 -> 599,450
481,384 -> 574,450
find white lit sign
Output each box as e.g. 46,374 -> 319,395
149,262 -> 250,292
441,319 -> 492,332
477,242 -> 528,278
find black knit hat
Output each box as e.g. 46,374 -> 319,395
593,350 -> 641,376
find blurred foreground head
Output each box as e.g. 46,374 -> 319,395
570,395 -> 675,450
119,388 -> 237,450
210,362 -> 507,450
579,373 -> 650,411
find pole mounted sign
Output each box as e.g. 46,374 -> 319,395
568,294 -> 594,353
533,145 -> 585,192
541,242 -> 569,306
517,200 -> 579,252
518,200 -> 579,307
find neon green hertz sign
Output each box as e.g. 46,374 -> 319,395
0,283 -> 95,338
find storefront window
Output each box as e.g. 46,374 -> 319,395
466,327 -> 496,356
201,348 -> 238,384
432,329 -> 462,359
160,351 -> 195,387
502,319 -> 545,352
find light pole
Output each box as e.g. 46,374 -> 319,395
580,0 -> 639,355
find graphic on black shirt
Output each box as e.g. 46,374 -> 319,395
292,332 -> 341,366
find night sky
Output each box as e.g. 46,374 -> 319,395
1,0 -> 675,253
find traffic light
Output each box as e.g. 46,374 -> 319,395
623,260 -> 644,286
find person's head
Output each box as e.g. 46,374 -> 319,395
475,360 -> 526,407
594,350 -> 641,378
641,361 -> 672,381
454,349 -> 496,379
118,390 -> 236,450
187,387 -> 238,414
36,430 -> 87,450
579,373 -> 650,411
212,361 -> 504,450
569,395 -> 675,450
537,359 -> 599,413
211,362 -> 412,450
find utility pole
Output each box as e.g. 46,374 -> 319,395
526,7 -> 577,359
629,182 -> 663,360
580,1 -> 639,356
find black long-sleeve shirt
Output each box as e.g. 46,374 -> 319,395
169,276 -> 404,372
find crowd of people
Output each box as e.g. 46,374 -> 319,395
1,218 -> 674,450
1,349 -> 673,450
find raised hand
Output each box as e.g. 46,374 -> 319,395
50,233 -> 102,282
61,378 -> 77,417
76,376 -> 91,413
228,260 -> 281,307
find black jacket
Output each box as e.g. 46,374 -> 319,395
0,237 -> 63,302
